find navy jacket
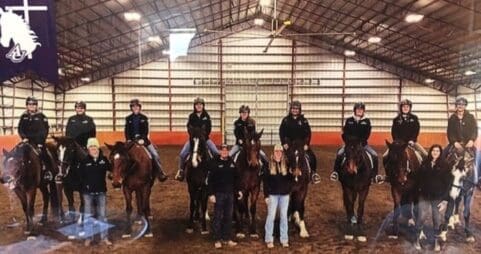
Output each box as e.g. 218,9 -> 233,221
279,114 -> 311,145
125,113 -> 151,145
233,117 -> 256,145
18,111 -> 49,145
391,113 -> 420,143
79,153 -> 111,193
342,116 -> 371,146
207,156 -> 239,195
66,114 -> 96,147
187,111 -> 212,139
447,111 -> 477,145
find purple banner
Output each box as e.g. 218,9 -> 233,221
0,0 -> 58,84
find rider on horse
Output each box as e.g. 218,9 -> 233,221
384,99 -> 427,160
444,97 -> 478,158
279,100 -> 320,184
65,101 -> 96,148
331,102 -> 381,183
175,97 -> 219,181
230,105 -> 269,172
18,96 -> 56,181
124,99 -> 168,182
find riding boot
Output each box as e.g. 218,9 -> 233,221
175,156 -> 186,181
38,145 -> 53,182
306,151 -> 320,184
153,159 -> 168,182
330,154 -> 343,181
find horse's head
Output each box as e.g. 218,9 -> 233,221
0,8 -> 14,47
53,136 -> 86,177
286,139 -> 308,181
343,136 -> 367,175
242,128 -> 263,167
106,142 -> 130,189
1,144 -> 35,188
189,126 -> 208,168
385,140 -> 410,185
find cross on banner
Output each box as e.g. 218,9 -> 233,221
5,0 -> 48,24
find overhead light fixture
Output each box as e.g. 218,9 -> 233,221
424,78 -> 434,84
464,70 -> 476,76
368,36 -> 382,44
124,12 -> 141,21
254,18 -> 265,26
162,50 -> 170,55
344,50 -> 356,56
58,68 -> 64,76
405,13 -> 424,23
259,0 -> 272,7
148,36 -> 162,43
80,77 -> 91,82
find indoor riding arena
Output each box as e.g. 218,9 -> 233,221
1,0 -> 481,253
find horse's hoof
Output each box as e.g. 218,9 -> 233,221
388,235 -> 398,239
408,218 -> 415,227
300,231 -> 310,238
439,231 -> 447,242
185,228 -> 194,234
357,236 -> 367,242
201,231 -> 209,235
144,233 -> 154,238
250,234 -> 259,239
68,235 -> 76,240
414,241 -> 422,250
122,234 -> 131,238
344,235 -> 354,240
27,236 -> 36,241
466,236 -> 475,243
236,233 -> 245,239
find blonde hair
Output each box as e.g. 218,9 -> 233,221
269,152 -> 287,176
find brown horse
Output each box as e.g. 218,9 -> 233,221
234,128 -> 263,238
286,138 -> 310,238
1,143 -> 59,238
384,139 -> 421,239
338,136 -> 373,242
185,126 -> 210,234
106,141 -> 154,238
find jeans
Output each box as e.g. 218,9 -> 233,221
265,195 -> 289,244
213,192 -> 234,241
416,197 -> 441,235
83,192 -> 108,240
146,143 -> 163,173
179,139 -> 219,170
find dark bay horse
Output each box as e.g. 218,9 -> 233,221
185,126 -> 210,234
1,143 -> 59,237
384,140 -> 421,239
106,141 -> 154,238
286,138 -> 310,238
440,147 -> 477,243
52,136 -> 87,222
234,128 -> 263,238
338,136 -> 373,242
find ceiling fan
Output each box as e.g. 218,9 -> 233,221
203,0 -> 355,53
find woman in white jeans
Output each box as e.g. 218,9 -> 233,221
263,144 -> 293,248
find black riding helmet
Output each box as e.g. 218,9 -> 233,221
26,96 -> 38,105
353,102 -> 365,112
399,99 -> 412,112
75,101 -> 86,109
455,97 -> 468,106
290,100 -> 302,114
239,105 -> 250,114
129,98 -> 141,109
193,97 -> 205,112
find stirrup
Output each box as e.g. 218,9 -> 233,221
175,170 -> 184,181
43,171 -> 53,182
311,173 -> 321,184
330,171 -> 339,181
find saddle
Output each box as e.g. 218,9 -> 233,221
341,149 -> 373,170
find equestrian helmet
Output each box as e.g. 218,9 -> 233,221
455,96 -> 468,106
399,99 -> 412,112
239,105 -> 250,113
353,102 -> 365,112
75,101 -> 86,109
129,98 -> 141,109
290,100 -> 302,110
26,96 -> 38,105
193,97 -> 205,106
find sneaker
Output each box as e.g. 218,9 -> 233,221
214,241 -> 222,249
281,242 -> 289,248
330,171 -> 339,181
226,240 -> 237,247
311,172 -> 321,184
102,239 -> 113,246
175,170 -> 184,181
266,242 -> 274,249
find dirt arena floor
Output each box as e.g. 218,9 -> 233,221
1,145 -> 481,253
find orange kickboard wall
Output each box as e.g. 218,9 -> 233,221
1,131 -> 480,152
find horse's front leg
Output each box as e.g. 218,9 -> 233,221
200,189 -> 209,235
463,189 -> 475,242
15,190 -> 30,235
249,188 -> 260,238
27,189 -> 37,237
389,187 -> 402,239
297,191 -> 310,238
122,187 -> 134,238
356,185 -> 370,242
142,186 -> 154,238
235,192 -> 246,238
55,182 -> 66,221
186,188 -> 196,234
342,185 -> 355,240
39,185 -> 49,225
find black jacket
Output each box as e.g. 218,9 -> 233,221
207,156 -> 239,195
262,162 -> 293,198
233,117 -> 256,145
342,116 -> 371,146
18,111 -> 49,145
415,160 -> 453,200
79,153 -> 111,193
187,111 -> 212,139
125,113 -> 151,145
279,114 -> 311,145
447,111 -> 477,145
66,114 -> 96,147
391,113 -> 420,143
